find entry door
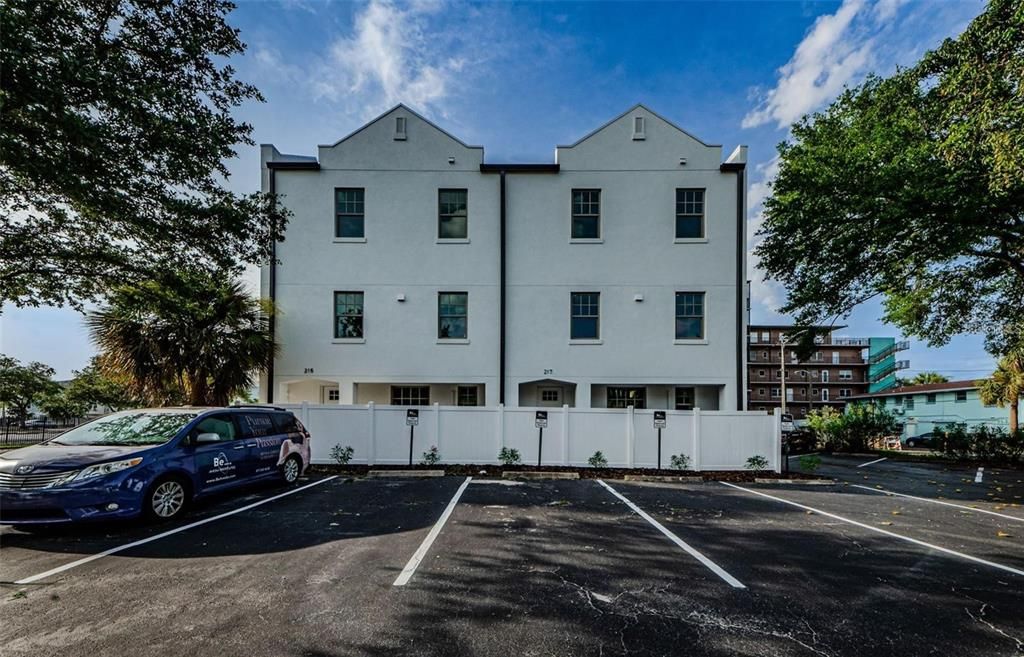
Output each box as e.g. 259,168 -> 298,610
538,387 -> 563,407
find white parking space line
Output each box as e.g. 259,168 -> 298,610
850,484 -> 1024,523
13,476 -> 339,586
721,482 -> 1024,578
856,457 -> 888,468
393,476 -> 472,587
597,479 -> 745,589
975,467 -> 985,483
788,452 -> 819,460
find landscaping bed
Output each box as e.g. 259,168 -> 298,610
308,463 -> 823,482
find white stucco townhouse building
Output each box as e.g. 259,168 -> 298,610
259,104 -> 749,410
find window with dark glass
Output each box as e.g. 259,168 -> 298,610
955,390 -> 968,402
457,386 -> 479,406
675,189 -> 705,239
570,292 -> 600,340
607,386 -> 646,409
335,188 -> 365,238
571,189 -> 600,239
926,393 -> 937,404
675,292 -> 705,339
438,189 -> 468,239
334,291 -> 364,339
391,386 -> 430,406
675,387 -> 695,410
438,292 -> 468,339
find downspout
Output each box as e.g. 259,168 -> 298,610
499,170 -> 507,404
267,167 -> 277,404
735,168 -> 746,410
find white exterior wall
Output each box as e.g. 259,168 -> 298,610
261,105 -> 747,410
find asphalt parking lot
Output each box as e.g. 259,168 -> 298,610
2,457 -> 1023,657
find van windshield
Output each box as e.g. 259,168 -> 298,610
49,411 -> 199,446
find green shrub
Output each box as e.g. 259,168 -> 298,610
745,455 -> 770,471
798,454 -> 821,472
669,454 -> 691,470
498,447 -> 521,466
588,451 -> 608,468
329,445 -> 354,465
934,424 -> 1024,464
806,403 -> 899,452
421,446 -> 441,465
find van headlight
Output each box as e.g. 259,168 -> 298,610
74,457 -> 144,481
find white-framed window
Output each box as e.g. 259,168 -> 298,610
675,292 -> 705,340
831,351 -> 840,364
926,393 -> 937,404
905,396 -> 915,410
394,116 -> 407,140
391,386 -> 429,406
456,386 -> 479,406
438,292 -> 468,339
632,115 -> 646,140
839,370 -> 853,381
675,386 -> 695,410
675,189 -> 705,239
838,389 -> 851,398
955,390 -> 968,402
771,388 -> 780,399
570,292 -> 600,340
438,189 -> 468,239
821,388 -> 830,401
749,351 -> 757,361
761,331 -> 770,342
758,388 -> 766,396
571,189 -> 601,239
608,386 -> 646,409
334,291 -> 364,339
821,371 -> 829,383
749,332 -> 759,343
786,389 -> 794,402
758,370 -> 766,377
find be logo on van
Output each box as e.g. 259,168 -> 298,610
211,452 -> 235,473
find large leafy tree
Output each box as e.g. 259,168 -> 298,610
86,269 -> 275,406
0,356 -> 60,421
0,0 -> 284,308
978,351 -> 1023,432
909,372 -> 950,385
757,0 -> 1024,356
64,357 -> 141,412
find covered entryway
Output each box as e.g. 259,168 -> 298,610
518,379 -> 577,407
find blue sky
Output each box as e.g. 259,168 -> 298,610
0,0 -> 995,380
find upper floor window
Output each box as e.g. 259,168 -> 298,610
438,189 -> 468,239
335,188 -> 365,238
675,292 -> 705,340
675,189 -> 705,239
926,393 -> 937,404
955,390 -> 968,402
839,370 -> 853,381
438,292 -> 468,339
570,292 -> 600,340
334,291 -> 364,339
571,189 -> 601,239
608,386 -> 646,409
391,386 -> 429,406
905,396 -> 915,410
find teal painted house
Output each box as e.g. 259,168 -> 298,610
847,380 -> 1010,439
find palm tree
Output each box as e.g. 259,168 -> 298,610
87,270 -> 276,407
910,372 -> 949,385
978,352 -> 1023,433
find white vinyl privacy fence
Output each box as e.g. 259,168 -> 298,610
284,403 -> 782,472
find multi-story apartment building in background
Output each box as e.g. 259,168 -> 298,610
746,324 -> 908,417
259,104 -> 749,410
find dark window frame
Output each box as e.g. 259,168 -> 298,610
438,188 -> 468,239
391,386 -> 430,406
570,291 -> 600,340
456,386 -> 479,406
675,386 -> 695,410
335,188 -> 365,238
571,189 -> 601,239
438,292 -> 468,339
675,188 -> 705,239
675,292 -> 705,340
334,291 -> 364,339
607,386 -> 647,409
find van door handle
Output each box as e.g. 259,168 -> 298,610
233,445 -> 245,450
245,443 -> 256,447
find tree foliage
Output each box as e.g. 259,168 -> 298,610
908,372 -> 950,385
0,0 -> 285,308
978,351 -> 1023,432
86,269 -> 276,406
805,403 -> 900,453
0,355 -> 59,421
65,357 -> 141,412
757,0 -> 1024,357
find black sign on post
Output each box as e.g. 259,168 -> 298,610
653,411 -> 667,470
535,411 -> 547,467
406,409 -> 419,466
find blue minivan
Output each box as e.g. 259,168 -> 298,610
0,406 -> 311,524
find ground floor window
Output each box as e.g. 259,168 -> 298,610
391,386 -> 430,406
607,386 -> 646,409
457,386 -> 479,406
674,386 -> 695,410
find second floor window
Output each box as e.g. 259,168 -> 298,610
675,292 -> 705,339
438,292 -> 468,339
335,188 -> 365,238
334,291 -> 364,339
438,189 -> 468,239
571,189 -> 601,239
570,292 -> 600,340
675,189 -> 705,239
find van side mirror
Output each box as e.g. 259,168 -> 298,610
195,432 -> 221,444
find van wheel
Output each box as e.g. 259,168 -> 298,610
905,439 -> 915,448
281,455 -> 302,484
145,476 -> 189,521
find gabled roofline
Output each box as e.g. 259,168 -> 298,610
556,103 -> 720,149
318,103 -> 484,151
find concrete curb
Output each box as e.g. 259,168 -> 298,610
753,478 -> 836,485
502,471 -> 580,480
367,470 -> 445,478
623,475 -> 703,483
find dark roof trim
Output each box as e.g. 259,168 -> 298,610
267,161 -> 321,171
720,162 -> 746,172
480,163 -> 559,173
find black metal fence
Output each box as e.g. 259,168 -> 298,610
1,418 -> 83,447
